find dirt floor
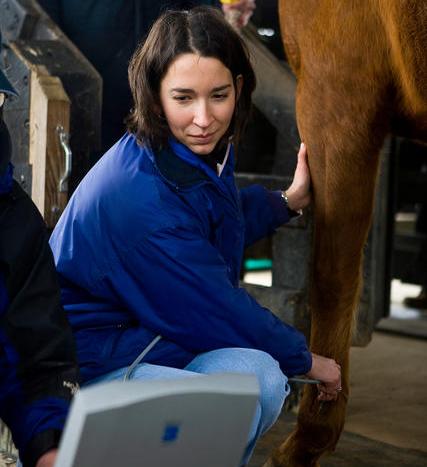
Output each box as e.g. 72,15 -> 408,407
249,331 -> 427,466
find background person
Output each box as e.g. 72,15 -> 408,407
0,32 -> 79,467
49,7 -> 340,466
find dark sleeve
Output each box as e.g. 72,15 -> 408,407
0,183 -> 79,467
102,222 -> 311,377
239,185 -> 292,247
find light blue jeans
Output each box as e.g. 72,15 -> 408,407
84,348 -> 290,466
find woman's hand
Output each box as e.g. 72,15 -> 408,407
306,353 -> 342,401
284,143 -> 311,212
221,0 -> 256,28
35,449 -> 57,467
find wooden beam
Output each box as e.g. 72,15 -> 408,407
10,42 -> 70,227
29,72 -> 70,226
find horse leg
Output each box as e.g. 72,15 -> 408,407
266,80 -> 391,466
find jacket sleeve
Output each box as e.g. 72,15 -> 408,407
0,184 -> 79,467
239,185 -> 291,247
105,223 -> 312,377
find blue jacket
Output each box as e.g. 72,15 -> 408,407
50,134 -> 312,382
0,174 -> 79,467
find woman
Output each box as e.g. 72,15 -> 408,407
50,7 -> 340,465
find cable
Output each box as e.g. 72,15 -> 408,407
123,335 -> 162,381
288,377 -> 321,385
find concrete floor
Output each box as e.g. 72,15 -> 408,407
345,332 -> 426,451
249,331 -> 427,466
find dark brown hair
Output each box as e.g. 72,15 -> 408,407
127,6 -> 256,149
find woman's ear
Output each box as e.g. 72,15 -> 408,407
235,74 -> 243,100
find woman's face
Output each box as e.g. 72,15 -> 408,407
160,53 -> 241,155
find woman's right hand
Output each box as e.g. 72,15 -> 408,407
285,143 -> 311,212
306,353 -> 342,401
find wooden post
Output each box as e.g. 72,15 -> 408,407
10,43 -> 71,227
30,72 -> 70,226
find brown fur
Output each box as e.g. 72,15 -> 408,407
267,1 -> 427,465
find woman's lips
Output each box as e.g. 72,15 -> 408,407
189,132 -> 216,142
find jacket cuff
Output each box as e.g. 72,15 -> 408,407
22,429 -> 62,467
267,190 -> 302,225
281,348 -> 313,377
300,349 -> 313,375
266,190 -> 290,225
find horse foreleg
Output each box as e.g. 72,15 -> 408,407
267,85 -> 389,466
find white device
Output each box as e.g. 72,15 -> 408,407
55,373 -> 259,467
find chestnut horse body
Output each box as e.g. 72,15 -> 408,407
269,1 -> 427,466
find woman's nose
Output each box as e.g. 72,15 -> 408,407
193,101 -> 214,128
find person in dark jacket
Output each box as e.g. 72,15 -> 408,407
49,7 -> 341,466
0,33 -> 79,467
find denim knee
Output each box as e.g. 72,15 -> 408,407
236,349 -> 289,431
186,348 -> 289,432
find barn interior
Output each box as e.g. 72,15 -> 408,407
0,0 -> 426,466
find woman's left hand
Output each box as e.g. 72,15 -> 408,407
284,143 -> 311,212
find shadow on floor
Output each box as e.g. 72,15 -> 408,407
249,415 -> 427,467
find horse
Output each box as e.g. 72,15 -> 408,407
266,0 -> 427,465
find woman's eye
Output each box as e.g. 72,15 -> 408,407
213,93 -> 228,100
173,95 -> 191,102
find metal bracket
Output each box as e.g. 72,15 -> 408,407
57,125 -> 72,193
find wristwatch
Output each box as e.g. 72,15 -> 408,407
281,190 -> 303,217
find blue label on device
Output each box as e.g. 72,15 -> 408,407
162,424 -> 180,442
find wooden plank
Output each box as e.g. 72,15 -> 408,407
11,42 -> 70,227
29,72 -> 70,226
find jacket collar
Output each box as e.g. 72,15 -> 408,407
168,137 -> 235,182
149,137 -> 235,189
155,145 -> 210,188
